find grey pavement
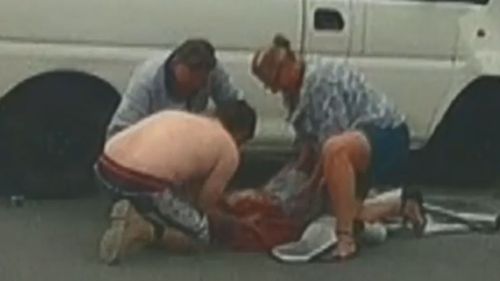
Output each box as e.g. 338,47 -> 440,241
1,155 -> 499,281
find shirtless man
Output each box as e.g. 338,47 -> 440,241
95,100 -> 257,264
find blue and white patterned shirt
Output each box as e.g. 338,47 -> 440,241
290,57 -> 404,149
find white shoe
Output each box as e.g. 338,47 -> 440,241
359,222 -> 387,245
99,200 -> 154,265
271,216 -> 337,263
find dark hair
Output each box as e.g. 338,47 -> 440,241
172,38 -> 217,71
272,34 -> 295,59
273,34 -> 291,49
215,100 -> 257,140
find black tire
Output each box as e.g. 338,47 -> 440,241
412,77 -> 500,186
0,71 -> 120,198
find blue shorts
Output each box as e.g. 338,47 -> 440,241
359,123 -> 410,194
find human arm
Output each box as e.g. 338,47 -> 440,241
106,68 -> 152,138
209,62 -> 244,106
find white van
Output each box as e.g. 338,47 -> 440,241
0,0 -> 499,186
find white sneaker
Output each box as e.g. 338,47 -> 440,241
99,200 -> 155,265
271,216 -> 337,263
359,222 -> 387,245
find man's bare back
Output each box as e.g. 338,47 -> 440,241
104,110 -> 239,205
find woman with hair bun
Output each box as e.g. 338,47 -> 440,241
251,34 -> 425,261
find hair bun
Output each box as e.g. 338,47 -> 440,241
273,34 -> 291,50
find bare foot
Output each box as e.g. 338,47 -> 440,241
402,198 -> 426,237
331,233 -> 357,261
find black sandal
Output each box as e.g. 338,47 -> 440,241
318,230 -> 358,262
401,188 -> 427,237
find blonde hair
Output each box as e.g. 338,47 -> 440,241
252,34 -> 296,86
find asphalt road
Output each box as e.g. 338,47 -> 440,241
0,155 -> 499,281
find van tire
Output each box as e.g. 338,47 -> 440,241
411,77 -> 500,186
0,71 -> 120,198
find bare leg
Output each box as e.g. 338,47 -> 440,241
358,188 -> 426,233
358,189 -> 403,223
322,132 -> 371,259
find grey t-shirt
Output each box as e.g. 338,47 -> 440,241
107,53 -> 244,138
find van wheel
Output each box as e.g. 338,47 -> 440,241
0,71 -> 120,198
413,77 -> 500,186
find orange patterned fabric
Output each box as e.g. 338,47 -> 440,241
220,190 -> 302,251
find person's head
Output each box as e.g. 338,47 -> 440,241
215,100 -> 257,146
251,34 -> 304,111
169,38 -> 217,97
